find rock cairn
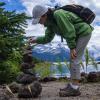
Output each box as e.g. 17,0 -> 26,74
9,45 -> 42,98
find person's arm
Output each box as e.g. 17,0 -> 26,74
54,10 -> 76,49
36,26 -> 55,44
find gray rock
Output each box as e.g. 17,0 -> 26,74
30,81 -> 42,97
0,89 -> 11,100
97,71 -> 100,76
21,62 -> 35,70
8,82 -> 20,93
80,72 -> 88,83
16,73 -> 36,85
87,72 -> 99,82
26,45 -> 33,50
23,50 -> 32,55
23,54 -> 33,63
18,81 -> 42,98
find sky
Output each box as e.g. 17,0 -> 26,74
1,0 -> 100,47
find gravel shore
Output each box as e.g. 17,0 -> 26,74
0,82 -> 100,100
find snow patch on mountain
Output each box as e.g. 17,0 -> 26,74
32,42 -> 100,62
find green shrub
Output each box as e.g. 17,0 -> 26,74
0,50 -> 22,84
35,62 -> 52,79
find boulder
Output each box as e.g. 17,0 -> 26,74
23,45 -> 33,54
96,71 -> 100,81
87,72 -> 99,82
18,81 -> 42,98
80,72 -> 88,83
23,50 -> 32,55
8,82 -> 20,93
0,88 -> 11,100
23,54 -> 33,63
21,62 -> 35,70
26,45 -> 32,50
81,72 -> 88,77
40,77 -> 57,82
16,73 -> 36,85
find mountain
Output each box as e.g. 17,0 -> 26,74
32,42 -> 100,62
88,45 -> 100,61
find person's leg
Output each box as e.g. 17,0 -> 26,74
59,34 -> 91,96
70,34 -> 91,86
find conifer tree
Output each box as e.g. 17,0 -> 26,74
0,2 -> 29,83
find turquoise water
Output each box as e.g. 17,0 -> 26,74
50,62 -> 100,78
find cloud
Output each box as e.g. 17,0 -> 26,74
21,0 -> 49,16
25,20 -> 45,37
86,25 -> 100,48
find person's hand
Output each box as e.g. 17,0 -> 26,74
28,38 -> 37,44
70,48 -> 77,59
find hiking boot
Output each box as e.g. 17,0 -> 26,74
59,84 -> 81,97
60,83 -> 70,91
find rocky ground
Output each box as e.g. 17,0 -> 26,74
35,82 -> 100,100
0,81 -> 100,100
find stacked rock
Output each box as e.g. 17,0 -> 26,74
16,45 -> 42,98
17,46 -> 36,84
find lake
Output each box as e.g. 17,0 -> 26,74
50,62 -> 100,78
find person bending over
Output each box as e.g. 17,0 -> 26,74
29,5 -> 93,97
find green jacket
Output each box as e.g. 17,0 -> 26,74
36,9 -> 93,49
